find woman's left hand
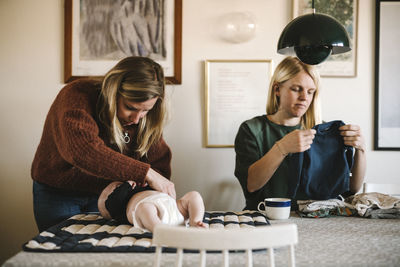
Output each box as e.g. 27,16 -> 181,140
339,124 -> 365,152
145,168 -> 176,199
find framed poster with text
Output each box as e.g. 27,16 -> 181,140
204,60 -> 273,147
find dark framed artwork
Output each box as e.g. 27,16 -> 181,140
293,0 -> 358,77
64,0 -> 182,84
374,0 -> 400,150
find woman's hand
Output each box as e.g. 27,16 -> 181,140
278,129 -> 316,154
339,124 -> 366,192
339,124 -> 365,152
145,168 -> 176,199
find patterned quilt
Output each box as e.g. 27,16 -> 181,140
23,211 -> 269,252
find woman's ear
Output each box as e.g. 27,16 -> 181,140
274,84 -> 280,97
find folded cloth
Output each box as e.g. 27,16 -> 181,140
297,207 -> 357,218
297,198 -> 354,212
297,198 -> 356,218
346,192 -> 400,217
364,208 -> 400,219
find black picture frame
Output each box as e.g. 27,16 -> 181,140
374,0 -> 400,150
64,0 -> 182,84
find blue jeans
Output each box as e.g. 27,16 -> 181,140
33,181 -> 99,232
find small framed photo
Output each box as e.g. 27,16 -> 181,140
64,0 -> 182,84
374,0 -> 400,150
204,60 -> 273,147
292,0 -> 358,77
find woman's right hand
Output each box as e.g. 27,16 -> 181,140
278,129 -> 316,154
145,168 -> 176,199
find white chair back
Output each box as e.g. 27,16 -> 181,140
153,223 -> 298,267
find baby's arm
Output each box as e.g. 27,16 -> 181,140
177,191 -> 207,228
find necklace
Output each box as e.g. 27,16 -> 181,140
123,132 -> 130,143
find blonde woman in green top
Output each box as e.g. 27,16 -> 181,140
234,56 -> 366,210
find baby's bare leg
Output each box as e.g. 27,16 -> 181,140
177,191 -> 206,228
135,202 -> 161,232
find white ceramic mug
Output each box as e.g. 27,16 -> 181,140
257,198 -> 291,220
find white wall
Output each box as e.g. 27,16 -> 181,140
1,0 -> 399,264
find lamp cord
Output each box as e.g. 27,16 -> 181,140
312,0 -> 315,13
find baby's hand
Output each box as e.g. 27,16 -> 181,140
126,180 -> 135,187
191,221 -> 208,229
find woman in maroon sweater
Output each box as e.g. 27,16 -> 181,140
31,57 -> 174,232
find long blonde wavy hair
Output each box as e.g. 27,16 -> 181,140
97,57 -> 166,157
266,56 -> 322,129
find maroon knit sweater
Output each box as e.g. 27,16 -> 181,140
31,79 -> 172,194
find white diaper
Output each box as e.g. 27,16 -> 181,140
130,193 -> 185,231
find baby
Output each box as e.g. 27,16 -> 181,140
98,181 -> 206,232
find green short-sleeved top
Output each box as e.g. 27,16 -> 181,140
234,115 -> 307,210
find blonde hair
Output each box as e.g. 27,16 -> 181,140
97,57 -> 166,157
266,56 -> 321,129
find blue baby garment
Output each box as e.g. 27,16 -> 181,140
288,120 -> 354,200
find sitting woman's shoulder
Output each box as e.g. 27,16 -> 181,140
240,115 -> 268,130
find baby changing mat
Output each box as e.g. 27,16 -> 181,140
23,211 -> 269,252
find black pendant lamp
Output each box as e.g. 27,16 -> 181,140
277,0 -> 351,65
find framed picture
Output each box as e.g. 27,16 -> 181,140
374,0 -> 400,150
292,0 -> 358,77
204,60 -> 273,147
64,0 -> 182,84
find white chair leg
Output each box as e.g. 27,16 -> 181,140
154,246 -> 162,267
268,248 -> 275,267
176,248 -> 183,267
199,249 -> 206,267
289,244 -> 295,267
246,249 -> 253,267
222,249 -> 229,267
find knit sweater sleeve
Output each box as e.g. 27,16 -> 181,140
146,136 -> 172,179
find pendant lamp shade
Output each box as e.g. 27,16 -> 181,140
277,13 -> 351,65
